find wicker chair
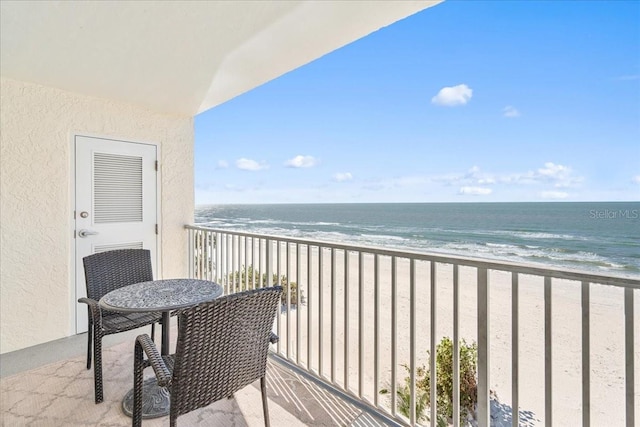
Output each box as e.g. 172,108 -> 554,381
132,286 -> 282,427
79,249 -> 162,404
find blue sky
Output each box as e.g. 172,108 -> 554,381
195,0 -> 640,205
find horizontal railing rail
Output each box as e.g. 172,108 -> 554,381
186,224 -> 638,427
185,225 -> 639,289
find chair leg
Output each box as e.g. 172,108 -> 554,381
93,333 -> 104,403
151,322 -> 155,342
261,377 -> 270,427
86,323 -> 93,370
133,342 -> 144,427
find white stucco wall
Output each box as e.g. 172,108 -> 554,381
0,78 -> 194,354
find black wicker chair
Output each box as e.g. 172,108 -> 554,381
132,286 -> 282,427
79,249 -> 162,404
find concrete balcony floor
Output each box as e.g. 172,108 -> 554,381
1,325 -> 386,427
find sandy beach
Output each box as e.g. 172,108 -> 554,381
270,247 -> 639,426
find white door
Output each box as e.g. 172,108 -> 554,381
74,135 -> 158,333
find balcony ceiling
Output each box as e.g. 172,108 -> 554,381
0,1 -> 441,116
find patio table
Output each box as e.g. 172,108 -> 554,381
99,278 -> 223,419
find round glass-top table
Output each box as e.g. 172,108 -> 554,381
100,278 -> 223,419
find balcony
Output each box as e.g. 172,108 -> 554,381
1,226 -> 637,427
187,225 -> 639,427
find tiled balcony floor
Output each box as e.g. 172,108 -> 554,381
1,327 -> 387,427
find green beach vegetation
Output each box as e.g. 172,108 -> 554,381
228,265 -> 303,306
381,337 -> 478,426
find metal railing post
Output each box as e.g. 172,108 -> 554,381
477,267 -> 490,427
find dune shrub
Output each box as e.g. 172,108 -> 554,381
228,265 -> 302,306
381,337 -> 478,425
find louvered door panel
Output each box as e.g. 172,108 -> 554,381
94,152 -> 143,223
94,242 -> 144,253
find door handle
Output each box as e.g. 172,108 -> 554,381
78,229 -> 99,238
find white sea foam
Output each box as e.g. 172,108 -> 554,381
206,225 -> 631,272
195,203 -> 640,276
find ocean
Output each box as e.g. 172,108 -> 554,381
195,202 -> 640,278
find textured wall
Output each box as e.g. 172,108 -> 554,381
0,78 -> 194,353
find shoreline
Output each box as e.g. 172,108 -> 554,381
194,206 -> 640,280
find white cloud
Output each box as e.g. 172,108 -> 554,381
362,175 -> 430,191
431,84 -> 473,107
216,160 -> 228,169
503,106 -> 520,118
285,155 -> 317,168
477,178 -> 496,184
540,191 -> 569,200
333,172 -> 353,182
434,166 -> 495,187
537,162 -> 569,178
236,158 -> 268,171
633,175 -> 640,184
430,163 -> 583,198
536,162 -> 582,187
459,186 -> 492,195
464,166 -> 495,184
498,162 -> 582,188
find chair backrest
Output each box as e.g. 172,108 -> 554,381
170,286 -> 282,418
83,249 -> 153,301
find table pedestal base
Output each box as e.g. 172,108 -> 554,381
122,378 -> 170,419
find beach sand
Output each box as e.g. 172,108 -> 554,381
271,247 -> 639,426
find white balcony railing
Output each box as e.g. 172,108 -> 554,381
186,225 -> 639,427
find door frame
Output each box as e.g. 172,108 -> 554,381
69,132 -> 162,335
